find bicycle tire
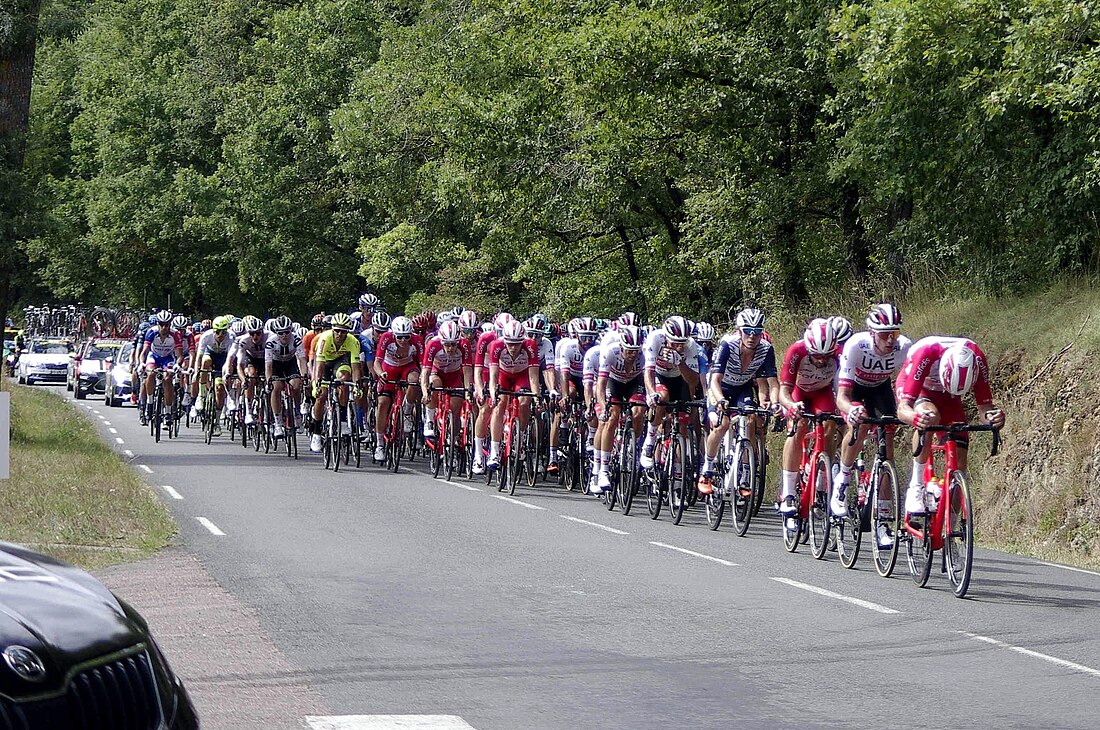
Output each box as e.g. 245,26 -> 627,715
645,467 -> 663,520
507,423 -> 522,495
809,452 -> 831,559
945,471 -> 974,598
152,387 -> 162,443
332,407 -> 344,473
619,427 -> 638,515
670,436 -> 688,525
871,460 -> 900,577
524,417 -> 538,488
730,439 -> 755,536
906,516 -> 934,587
389,404 -> 402,473
431,412 -> 443,478
444,412 -> 456,481
351,405 -> 362,469
203,392 -> 215,445
752,433 -> 768,517
836,473 -> 863,569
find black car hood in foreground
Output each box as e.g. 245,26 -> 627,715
0,542 -> 144,699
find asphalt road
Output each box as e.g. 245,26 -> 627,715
55,385 -> 1100,729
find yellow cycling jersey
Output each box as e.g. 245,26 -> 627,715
313,329 -> 361,363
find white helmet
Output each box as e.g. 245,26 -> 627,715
618,325 -> 643,350
736,308 -> 765,329
438,320 -> 461,344
829,316 -> 854,344
939,343 -> 978,396
391,316 -> 413,337
866,303 -> 902,332
662,316 -> 691,343
502,320 -> 526,344
693,321 -> 715,343
803,318 -> 838,355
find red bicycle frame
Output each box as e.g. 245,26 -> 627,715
790,412 -> 845,520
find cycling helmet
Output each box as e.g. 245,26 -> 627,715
803,318 -> 838,355
492,312 -> 515,333
549,322 -> 562,339
939,343 -> 978,396
693,321 -> 715,343
242,315 -> 263,333
212,315 -> 232,331
866,303 -> 903,332
618,311 -> 640,328
527,313 -> 550,335
458,310 -> 480,332
449,306 -> 464,319
412,311 -> 437,332
481,322 -> 494,333
437,310 -> 456,324
272,315 -> 293,334
829,316 -> 854,344
565,318 -> 578,338
330,312 -> 352,332
619,325 -> 643,350
574,316 -> 597,338
595,318 -> 610,332
172,314 -> 189,330
438,320 -> 461,344
295,325 -> 308,338
502,320 -> 526,344
358,292 -> 381,310
310,314 -> 325,330
230,320 -> 246,337
191,322 -> 203,335
735,308 -> 765,329
138,322 -> 151,333
153,310 -> 172,326
391,316 -> 413,337
147,313 -> 159,324
322,314 -> 333,326
663,315 -> 691,343
371,311 -> 391,331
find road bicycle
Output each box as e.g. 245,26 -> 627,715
643,400 -> 704,524
599,398 -> 645,514
377,377 -> 408,472
428,387 -> 469,480
708,404 -> 772,535
557,397 -> 589,493
321,378 -> 360,471
196,368 -> 224,445
839,415 -> 904,575
486,389 -> 533,495
269,375 -> 301,460
902,423 -> 1000,598
782,411 -> 846,556
146,367 -> 173,443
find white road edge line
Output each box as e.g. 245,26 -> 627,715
123,450 -> 134,458
493,495 -> 546,510
92,409 -> 101,414
306,716 -> 478,730
560,515 -> 629,535
958,631 -> 1100,679
1038,561 -> 1100,578
97,415 -> 106,421
109,428 -> 118,434
114,437 -> 124,445
444,480 -> 482,492
102,421 -> 111,426
770,577 -> 899,614
196,517 -> 225,536
162,486 -> 183,500
650,542 -> 737,566
138,464 -> 153,474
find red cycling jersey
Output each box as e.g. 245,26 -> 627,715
781,339 -> 838,415
489,337 -> 538,392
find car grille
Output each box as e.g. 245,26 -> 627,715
0,648 -> 164,730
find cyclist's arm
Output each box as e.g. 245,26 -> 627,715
596,374 -> 609,411
488,363 -> 499,399
462,365 -> 473,392
836,382 -> 855,416
527,364 -> 541,398
707,370 -> 724,405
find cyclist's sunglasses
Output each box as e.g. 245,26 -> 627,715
249,330 -> 264,336
740,327 -> 764,336
395,334 -> 411,341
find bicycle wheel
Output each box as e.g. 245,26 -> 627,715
563,429 -> 579,491
322,412 -> 334,470
669,437 -> 690,525
870,461 -> 900,577
253,406 -> 264,453
389,406 -> 402,473
152,388 -> 162,443
646,468 -> 664,520
619,427 -> 639,515
730,440 -> 756,537
203,393 -> 215,445
945,471 -> 974,598
332,409 -> 345,473
836,471 -> 864,569
906,515 -> 934,587
444,412 -> 457,481
524,417 -> 538,488
430,413 -> 443,478
507,425 -> 522,495
810,452 -> 831,559
351,406 -> 362,469
782,504 -> 802,553
752,434 -> 768,517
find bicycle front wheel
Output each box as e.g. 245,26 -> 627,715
809,452 -> 831,559
730,440 -> 756,537
669,437 -> 688,525
906,516 -> 933,587
837,467 -> 864,569
619,427 -> 638,515
945,471 -> 974,598
871,461 -> 900,577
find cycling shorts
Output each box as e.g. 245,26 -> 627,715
269,359 -> 301,380
606,376 -> 645,403
850,381 -> 896,419
655,373 -> 690,404
708,383 -> 758,421
498,370 -> 531,394
913,389 -> 969,443
320,355 -> 353,383
564,373 -> 583,396
146,353 -> 175,370
202,352 -> 228,374
430,370 -> 465,391
378,362 -> 419,397
241,353 -> 265,372
792,385 -> 837,415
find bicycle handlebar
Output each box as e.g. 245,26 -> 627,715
846,415 -> 904,446
913,424 -> 1001,458
785,411 -> 846,437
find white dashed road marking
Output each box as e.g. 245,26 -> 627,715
115,437 -> 124,445
162,486 -> 183,500
493,496 -> 546,510
560,515 -> 629,535
649,542 -> 737,567
109,428 -> 118,434
770,577 -> 899,614
444,480 -> 481,492
958,631 -> 1100,679
138,464 -> 153,474
197,517 -> 225,536
123,450 -> 134,458
306,716 -> 478,730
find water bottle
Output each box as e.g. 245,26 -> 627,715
925,477 -> 943,513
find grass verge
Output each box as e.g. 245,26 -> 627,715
1,382 -> 175,570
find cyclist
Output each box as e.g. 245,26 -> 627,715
592,325 -> 647,494
698,308 -> 779,494
639,316 -> 701,469
309,312 -> 362,453
172,315 -> 194,410
471,313 -> 511,474
896,336 -> 1005,515
486,320 -> 541,471
831,304 -> 911,530
265,315 -> 308,439
130,321 -> 150,407
223,319 -> 247,415
358,292 -> 383,320
777,318 -> 840,524
830,316 -> 854,350
372,315 -> 423,462
140,310 -> 184,426
412,311 -> 437,342
189,315 -> 234,433
554,317 -> 600,467
422,320 -> 473,442
229,316 -> 269,427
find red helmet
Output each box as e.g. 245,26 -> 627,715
438,320 -> 461,344
412,311 -> 437,332
803,318 -> 838,355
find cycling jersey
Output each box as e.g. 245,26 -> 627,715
474,331 -> 498,382
535,337 -> 554,370
780,340 -> 838,392
425,337 -> 472,375
896,336 -> 992,404
838,331 -> 912,389
555,337 -> 589,378
143,329 -> 182,360
265,333 -> 306,363
196,330 -> 232,357
314,329 -> 362,363
642,330 -> 701,378
581,344 -> 601,385
490,337 -> 538,393
303,330 -> 321,361
711,333 -> 777,388
375,331 -> 423,369
598,341 -> 643,384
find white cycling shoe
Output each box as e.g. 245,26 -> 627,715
309,434 -> 322,453
374,446 -> 386,462
905,484 -> 926,515
830,480 -> 849,517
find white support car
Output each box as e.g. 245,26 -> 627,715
16,339 -> 74,386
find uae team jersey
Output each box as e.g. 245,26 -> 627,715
837,331 -> 912,388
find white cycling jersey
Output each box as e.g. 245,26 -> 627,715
196,330 -> 232,357
643,329 -> 700,378
837,331 -> 912,389
265,332 -> 306,363
598,341 -> 643,384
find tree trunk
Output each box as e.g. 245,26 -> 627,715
0,0 -> 44,386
